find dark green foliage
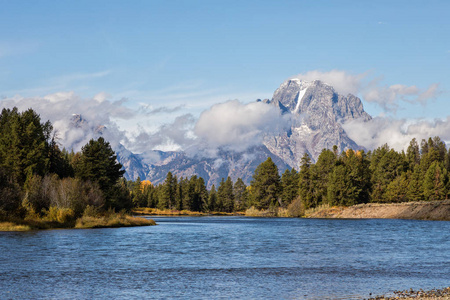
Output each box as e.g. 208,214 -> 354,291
0,167 -> 22,214
406,138 -> 420,170
385,173 -> 410,203
298,153 -> 314,208
370,146 -> 407,202
74,137 -> 125,194
407,168 -> 424,201
423,161 -> 448,201
327,149 -> 371,206
233,178 -> 248,211
208,185 -> 217,212
0,108 -> 52,184
105,178 -> 133,212
159,172 -> 177,209
250,157 -> 281,209
218,177 -> 234,212
281,168 -> 299,207
313,149 -> 336,205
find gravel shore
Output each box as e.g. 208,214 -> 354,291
368,287 -> 450,299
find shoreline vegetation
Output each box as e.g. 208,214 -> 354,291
0,209 -> 155,231
133,200 -> 450,221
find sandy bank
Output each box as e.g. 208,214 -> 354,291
307,200 -> 450,221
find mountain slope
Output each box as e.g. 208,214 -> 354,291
263,79 -> 371,166
116,78 -> 372,187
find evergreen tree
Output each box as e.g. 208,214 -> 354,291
0,108 -> 53,184
328,149 -> 371,206
281,168 -> 299,207
218,177 -> 234,212
0,167 -> 21,214
406,138 -> 420,171
370,147 -> 407,202
407,168 -> 424,202
385,172 -> 410,203
423,161 -> 448,201
215,179 -> 225,212
298,153 -> 314,208
250,157 -> 281,209
193,176 -> 208,212
74,137 -> 125,193
208,185 -> 217,212
313,149 -> 336,206
233,178 -> 248,211
159,172 -> 177,209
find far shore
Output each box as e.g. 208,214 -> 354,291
306,200 -> 450,221
132,207 -> 245,216
134,200 -> 450,221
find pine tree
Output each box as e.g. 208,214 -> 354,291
74,137 -> 125,193
313,149 -> 336,206
281,168 -> 299,207
233,178 -> 248,211
423,161 -> 448,201
208,185 -> 217,212
160,172 -> 176,209
406,138 -> 420,171
0,108 -> 53,184
250,157 -> 281,209
218,177 -> 234,212
298,153 -> 313,208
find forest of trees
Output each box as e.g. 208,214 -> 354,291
2,107 -> 450,221
0,107 -> 132,221
130,137 -> 450,214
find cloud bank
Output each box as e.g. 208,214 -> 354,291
343,117 -> 450,151
293,70 -> 440,112
194,100 -> 290,152
0,93 -> 288,156
0,69 -> 445,159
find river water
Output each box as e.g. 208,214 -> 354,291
1,217 -> 449,299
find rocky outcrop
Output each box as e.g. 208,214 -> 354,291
264,79 -> 371,166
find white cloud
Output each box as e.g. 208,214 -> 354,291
0,92 -> 132,152
292,70 -> 366,96
292,70 -> 440,112
194,100 -> 290,152
343,116 -> 450,151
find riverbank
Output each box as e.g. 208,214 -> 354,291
306,200 -> 450,221
368,287 -> 450,299
133,207 -> 244,216
0,212 -> 156,231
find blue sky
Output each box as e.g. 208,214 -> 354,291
1,0 -> 449,151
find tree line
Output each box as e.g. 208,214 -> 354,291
2,107 -> 449,220
0,107 -> 131,221
132,138 -> 450,213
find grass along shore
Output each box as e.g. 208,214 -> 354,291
0,208 -> 156,231
133,207 -> 244,216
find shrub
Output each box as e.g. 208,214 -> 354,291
287,196 -> 305,217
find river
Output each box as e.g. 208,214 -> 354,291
1,216 -> 449,299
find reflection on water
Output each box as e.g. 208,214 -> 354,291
1,217 -> 449,299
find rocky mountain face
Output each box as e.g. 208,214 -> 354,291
115,78 -> 371,187
263,78 -> 371,167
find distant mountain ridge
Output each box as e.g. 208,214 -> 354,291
113,78 -> 371,188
